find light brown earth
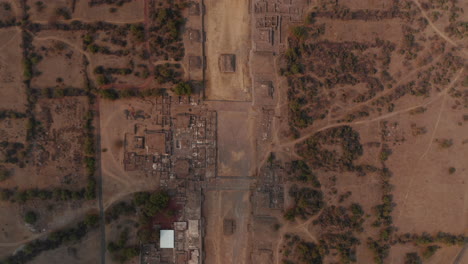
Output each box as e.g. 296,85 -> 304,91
204,0 -> 252,101
99,98 -> 162,208
0,27 -> 27,112
216,109 -> 255,177
203,190 -> 251,264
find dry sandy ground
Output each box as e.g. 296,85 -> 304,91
32,36 -> 86,89
73,0 -> 144,23
0,27 -> 27,112
99,99 -> 161,209
216,109 -> 255,177
203,190 -> 251,264
204,0 -> 252,101
28,0 -> 144,24
389,95 -> 468,235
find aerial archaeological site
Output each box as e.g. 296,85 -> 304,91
0,0 -> 467,263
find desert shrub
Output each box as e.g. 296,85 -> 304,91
133,190 -> 170,224
373,195 -> 394,226
290,160 -> 320,187
379,146 -> 392,161
405,252 -> 422,264
2,215 -> 99,263
422,245 -> 440,259
284,185 -> 323,220
291,26 -> 307,40
99,88 -> 119,100
105,201 -> 136,223
437,139 -> 453,148
84,214 -> 100,228
24,211 -> 38,224
130,24 -> 145,42
55,7 -> 71,20
0,110 -> 27,120
174,82 -> 192,96
296,241 -> 322,263
367,238 -> 390,264
0,168 -> 10,182
298,126 -> 363,171
85,176 -> 96,200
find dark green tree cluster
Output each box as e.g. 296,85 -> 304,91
0,142 -> 25,165
290,160 -> 320,188
105,201 -> 136,224
284,185 -> 323,221
133,190 -> 170,224
313,204 -> 365,233
298,126 -> 363,171
149,5 -> 187,60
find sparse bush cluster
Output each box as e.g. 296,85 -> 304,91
173,82 -> 192,96
297,126 -> 363,171
404,252 -> 422,264
24,211 -> 38,224
107,228 -> 140,263
0,110 -> 27,120
290,160 -> 320,187
133,190 -> 170,224
1,214 -> 99,264
98,88 -> 166,100
313,204 -> 365,233
132,190 -> 174,243
283,185 -> 323,221
0,141 -> 26,165
105,201 -> 136,223
0,187 -> 91,203
149,3 -> 188,61
0,167 -> 10,182
396,232 -> 466,246
154,63 -> 184,84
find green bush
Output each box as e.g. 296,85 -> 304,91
404,252 -> 422,264
24,211 -> 38,224
0,168 -> 10,182
291,26 -> 307,40
84,214 -> 100,228
99,89 -> 119,100
174,82 -> 192,96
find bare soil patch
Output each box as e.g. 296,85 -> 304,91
203,190 -> 251,264
204,0 -> 252,101
0,28 -> 27,112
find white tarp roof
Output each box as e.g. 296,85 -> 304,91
160,230 -> 174,249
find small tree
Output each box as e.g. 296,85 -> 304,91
174,82 -> 192,96
24,211 -> 38,224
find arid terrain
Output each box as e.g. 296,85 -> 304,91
0,0 -> 467,264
